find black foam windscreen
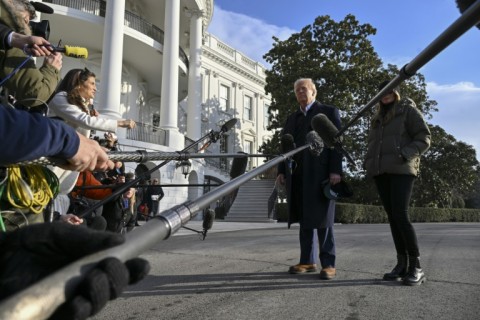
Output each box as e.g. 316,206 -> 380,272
135,163 -> 151,181
457,0 -> 476,12
30,1 -> 54,14
456,0 -> 480,29
230,152 -> 248,179
280,134 -> 295,153
311,114 -> 338,148
221,118 -> 238,133
306,131 -> 324,157
88,216 -> 107,231
202,208 -> 215,230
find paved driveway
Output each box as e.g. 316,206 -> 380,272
92,222 -> 480,320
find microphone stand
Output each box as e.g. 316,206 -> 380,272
336,1 -> 480,138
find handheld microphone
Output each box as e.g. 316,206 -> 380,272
201,208 -> 215,240
180,208 -> 215,240
50,45 -> 88,59
30,1 -> 54,14
306,131 -> 324,157
311,114 -> 338,148
311,113 -> 357,167
202,208 -> 215,231
221,118 -> 238,133
280,134 -> 295,153
202,118 -> 238,148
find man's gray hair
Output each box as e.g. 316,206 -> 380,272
294,78 -> 317,98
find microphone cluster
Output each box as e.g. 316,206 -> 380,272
280,131 -> 323,157
311,113 -> 357,167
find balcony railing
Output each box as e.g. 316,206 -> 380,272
44,0 -> 189,67
126,122 -> 166,146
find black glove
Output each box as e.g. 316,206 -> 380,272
0,223 -> 150,320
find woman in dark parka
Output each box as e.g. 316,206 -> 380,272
364,81 -> 431,286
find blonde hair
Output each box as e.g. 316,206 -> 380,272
124,188 -> 136,214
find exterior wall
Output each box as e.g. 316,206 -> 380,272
200,33 -> 273,170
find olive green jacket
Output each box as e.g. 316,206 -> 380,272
0,0 -> 60,107
364,98 -> 431,178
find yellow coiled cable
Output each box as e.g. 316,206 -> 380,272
4,166 -> 59,214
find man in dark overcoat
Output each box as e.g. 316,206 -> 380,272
277,78 -> 343,280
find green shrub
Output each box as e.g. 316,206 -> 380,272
276,202 -> 480,223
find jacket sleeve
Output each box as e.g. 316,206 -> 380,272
327,107 -> 343,175
0,106 -> 80,165
401,105 -> 431,160
48,93 -> 119,132
158,187 -> 165,200
276,121 -> 290,176
0,48 -> 60,107
0,24 -> 12,50
72,171 -> 113,200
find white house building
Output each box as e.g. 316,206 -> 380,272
37,0 -> 273,213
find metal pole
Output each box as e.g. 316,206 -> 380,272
15,152 -> 271,167
336,1 -> 480,137
0,144 -> 308,320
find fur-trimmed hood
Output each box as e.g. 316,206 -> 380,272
0,0 -> 32,35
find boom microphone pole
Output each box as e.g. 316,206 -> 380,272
14,151 -> 271,167
336,0 -> 480,138
0,136 -> 321,320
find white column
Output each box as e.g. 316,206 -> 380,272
186,10 -> 203,141
97,0 -> 125,118
160,0 -> 181,147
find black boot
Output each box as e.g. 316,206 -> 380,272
403,256 -> 426,286
383,254 -> 408,281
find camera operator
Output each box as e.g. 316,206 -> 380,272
0,0 -> 62,108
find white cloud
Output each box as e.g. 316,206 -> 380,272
427,81 -> 480,160
207,6 -> 296,65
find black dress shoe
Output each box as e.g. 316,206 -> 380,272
383,255 -> 407,281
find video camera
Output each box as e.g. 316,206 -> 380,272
28,1 -> 54,40
29,20 -> 50,40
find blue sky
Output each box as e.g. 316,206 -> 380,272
207,0 -> 480,160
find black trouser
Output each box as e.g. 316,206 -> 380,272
374,174 -> 420,257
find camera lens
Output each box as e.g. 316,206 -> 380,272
29,20 -> 50,40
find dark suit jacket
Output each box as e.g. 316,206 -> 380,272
278,101 -> 343,228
